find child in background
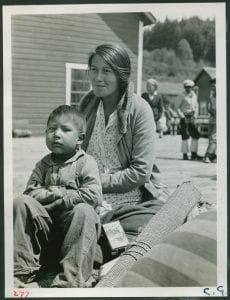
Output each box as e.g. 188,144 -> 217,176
156,106 -> 168,138
163,101 -> 178,135
14,105 -> 102,288
203,79 -> 216,163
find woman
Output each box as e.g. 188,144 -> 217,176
141,78 -> 164,138
79,44 -> 168,263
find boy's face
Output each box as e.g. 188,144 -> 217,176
184,86 -> 192,94
46,114 -> 81,156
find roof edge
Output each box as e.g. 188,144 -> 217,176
142,12 -> 156,25
194,67 -> 216,82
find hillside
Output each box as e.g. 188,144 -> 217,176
143,17 -> 215,83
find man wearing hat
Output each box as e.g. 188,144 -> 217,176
177,79 -> 202,160
142,78 -> 164,137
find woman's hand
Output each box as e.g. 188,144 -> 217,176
44,198 -> 65,212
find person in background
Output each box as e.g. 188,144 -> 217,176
142,78 -> 164,138
164,100 -> 178,135
13,105 -> 102,288
156,105 -> 168,138
203,78 -> 216,163
177,79 -> 202,160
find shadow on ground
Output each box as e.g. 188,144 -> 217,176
194,174 -> 217,181
157,156 -> 182,161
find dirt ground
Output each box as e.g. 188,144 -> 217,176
12,134 -> 216,205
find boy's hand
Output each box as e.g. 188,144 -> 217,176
44,198 -> 65,212
49,186 -> 64,199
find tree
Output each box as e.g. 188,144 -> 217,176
177,39 -> 193,61
143,16 -> 215,65
142,17 -> 215,82
203,20 -> 216,63
144,18 -> 182,51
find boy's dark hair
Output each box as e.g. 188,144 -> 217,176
47,105 -> 86,134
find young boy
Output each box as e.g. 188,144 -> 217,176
14,105 -> 102,288
177,79 -> 202,160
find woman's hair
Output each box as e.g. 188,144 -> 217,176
88,44 -> 131,96
147,78 -> 158,88
47,105 -> 86,134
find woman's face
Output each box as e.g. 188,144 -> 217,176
89,54 -> 119,100
146,82 -> 157,94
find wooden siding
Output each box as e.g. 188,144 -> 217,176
195,72 -> 212,103
12,14 -> 139,136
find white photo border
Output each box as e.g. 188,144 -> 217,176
3,2 -> 228,298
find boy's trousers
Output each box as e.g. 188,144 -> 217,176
14,194 -> 100,287
180,115 -> 200,140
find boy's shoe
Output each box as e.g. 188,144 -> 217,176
210,154 -> 217,163
203,157 -> 211,163
191,152 -> 203,161
183,154 -> 189,160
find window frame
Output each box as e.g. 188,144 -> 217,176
65,63 -> 89,106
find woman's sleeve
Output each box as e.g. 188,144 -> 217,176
101,102 -> 156,193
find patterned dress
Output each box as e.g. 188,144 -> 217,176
87,101 -> 142,215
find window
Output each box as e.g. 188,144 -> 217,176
66,63 -> 91,108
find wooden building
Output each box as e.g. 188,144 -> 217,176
12,13 -> 155,136
193,67 -> 216,137
194,67 -> 216,116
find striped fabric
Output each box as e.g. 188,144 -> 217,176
116,210 -> 217,287
96,181 -> 201,287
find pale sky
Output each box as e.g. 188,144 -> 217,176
151,3 -> 217,22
